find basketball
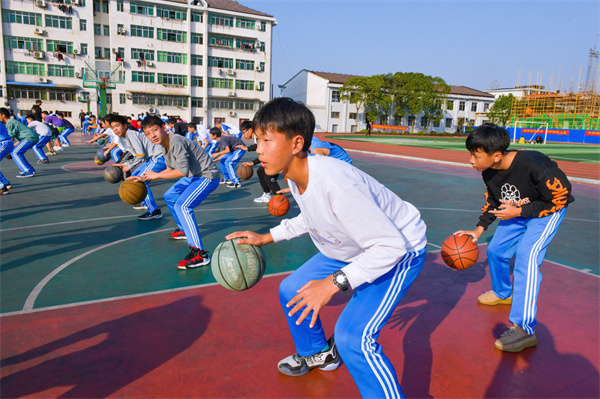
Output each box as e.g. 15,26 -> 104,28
104,165 -> 124,184
118,180 -> 148,205
97,138 -> 106,145
95,148 -> 110,164
441,234 -> 479,270
237,164 -> 253,180
211,239 -> 266,291
268,194 -> 290,217
94,156 -> 103,165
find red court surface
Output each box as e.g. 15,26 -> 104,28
1,249 -> 598,398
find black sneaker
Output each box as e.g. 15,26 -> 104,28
277,337 -> 341,376
177,246 -> 210,269
138,209 -> 163,221
219,179 -> 231,185
0,187 -> 9,195
226,181 -> 241,188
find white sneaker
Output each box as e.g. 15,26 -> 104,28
53,146 -> 64,151
254,193 -> 272,203
62,143 -> 70,147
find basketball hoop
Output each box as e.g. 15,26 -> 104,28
100,77 -> 110,89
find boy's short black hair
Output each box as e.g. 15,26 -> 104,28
107,114 -> 127,126
240,120 -> 252,132
252,97 -> 314,152
209,127 -> 221,137
466,123 -> 510,154
187,122 -> 196,129
166,118 -> 177,125
26,114 -> 35,120
0,108 -> 10,118
141,115 -> 164,130
57,112 -> 64,117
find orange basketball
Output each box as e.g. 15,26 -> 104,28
118,180 -> 148,205
237,164 -> 253,180
268,194 -> 290,217
441,234 -> 479,270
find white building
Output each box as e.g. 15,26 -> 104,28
486,85 -> 552,99
283,69 -> 496,133
1,0 -> 276,125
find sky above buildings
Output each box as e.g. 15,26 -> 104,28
240,0 -> 599,94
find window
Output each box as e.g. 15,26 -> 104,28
191,55 -> 203,65
259,62 -> 265,72
45,15 -> 72,29
236,17 -> 255,29
349,113 -> 357,119
103,48 -> 111,59
445,118 -> 452,128
191,33 -> 203,44
208,56 -> 233,68
2,10 -> 42,26
208,35 -> 233,48
235,80 -> 254,90
191,11 -> 203,22
236,59 -> 255,70
208,99 -> 233,109
6,61 -> 45,75
130,1 -> 153,16
7,86 -> 44,100
446,100 -> 453,110
331,90 -> 340,103
157,96 -> 187,107
236,38 -> 256,51
48,88 -> 76,102
131,25 -> 154,38
421,117 -> 427,127
103,25 -> 110,36
80,19 -> 87,31
117,0 -> 123,12
94,46 -> 102,58
132,93 -> 155,105
80,43 -> 88,55
157,51 -> 187,64
208,78 -> 233,89
157,5 -> 186,20
116,47 -> 125,59
131,71 -> 155,83
484,103 -> 490,112
331,112 -> 340,119
47,40 -> 74,53
101,0 -> 108,13
48,65 -> 75,77
258,82 -> 265,92
471,102 -> 478,112
94,24 -> 102,35
158,73 -> 187,86
157,28 -> 186,42
191,76 -> 203,87
235,100 -> 255,111
459,101 -> 465,111
191,97 -> 203,108
131,48 -> 154,61
209,13 -> 233,26
4,36 -> 43,51
408,115 -> 415,126
433,119 -> 440,128
93,0 -> 100,12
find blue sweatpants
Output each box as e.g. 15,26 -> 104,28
59,128 -> 75,145
279,249 -> 426,399
130,157 -> 166,212
205,141 -> 219,156
33,135 -> 52,161
0,140 -> 14,187
163,177 -> 219,249
11,140 -> 36,174
219,149 -> 246,183
487,208 -> 567,335
110,147 -> 123,163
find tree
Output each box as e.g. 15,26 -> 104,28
487,94 -> 514,126
340,74 -> 391,125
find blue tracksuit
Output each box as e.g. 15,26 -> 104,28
0,123 -> 13,187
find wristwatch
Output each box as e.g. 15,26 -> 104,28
332,270 -> 351,296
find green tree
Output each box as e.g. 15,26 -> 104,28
487,94 -> 514,126
340,74 -> 391,125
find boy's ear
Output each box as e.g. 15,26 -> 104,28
491,151 -> 503,162
291,135 -> 305,155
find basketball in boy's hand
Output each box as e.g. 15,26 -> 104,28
104,165 -> 124,184
211,239 -> 266,291
94,156 -> 103,165
268,194 -> 290,217
97,138 -> 106,145
441,234 -> 479,270
237,164 -> 253,180
95,148 -> 110,164
119,180 -> 148,205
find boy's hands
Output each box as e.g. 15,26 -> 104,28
286,276 -> 339,328
126,175 -> 146,183
235,144 -> 248,151
225,231 -> 274,246
489,204 -> 522,220
455,226 -> 484,242
276,188 -> 291,194
242,161 -> 253,167
114,163 -> 130,173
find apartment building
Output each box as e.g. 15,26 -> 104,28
1,0 -> 276,125
283,70 -> 495,133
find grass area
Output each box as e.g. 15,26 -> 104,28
326,135 -> 600,164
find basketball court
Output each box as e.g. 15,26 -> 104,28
1,132 -> 598,398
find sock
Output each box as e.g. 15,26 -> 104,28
320,343 -> 330,353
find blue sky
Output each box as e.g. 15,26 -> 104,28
240,0 -> 599,94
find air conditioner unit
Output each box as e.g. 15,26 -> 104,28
33,51 -> 45,59
146,61 -> 154,67
228,111 -> 236,117
34,27 -> 45,35
256,23 -> 262,30
73,0 -> 82,5
117,27 -> 126,35
35,0 -> 46,7
148,107 -> 157,114
127,94 -> 133,99
226,69 -> 235,76
75,72 -> 81,78
255,66 -> 262,72
73,49 -> 79,54
39,77 -> 49,83
112,48 -> 118,54
228,91 -> 236,97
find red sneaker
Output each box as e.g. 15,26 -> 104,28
168,228 -> 187,240
177,246 -> 210,270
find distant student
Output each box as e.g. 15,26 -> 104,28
237,120 -> 281,203
186,123 -> 198,142
0,121 -> 14,194
41,111 -> 65,152
26,114 -> 52,164
166,118 -> 189,137
204,127 -> 220,156
57,113 -> 75,147
86,115 -> 100,135
0,107 -> 38,178
210,127 -> 246,188
220,122 -> 242,138
109,114 -> 166,220
310,136 -> 352,164
30,100 -> 43,122
196,124 -> 211,149
131,115 -> 220,269
226,98 -> 427,398
456,123 -> 574,353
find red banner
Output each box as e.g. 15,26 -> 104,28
584,131 -> 600,136
372,124 -> 407,131
522,128 -> 569,135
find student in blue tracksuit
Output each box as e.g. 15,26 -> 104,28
108,114 -> 166,220
220,122 -> 242,138
57,113 -> 75,147
0,108 -> 38,178
131,115 -> 220,270
185,122 -> 198,143
0,121 -> 14,194
210,128 -> 245,188
310,136 -> 352,164
26,115 -> 53,164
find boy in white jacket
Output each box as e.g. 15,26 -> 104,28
226,98 -> 427,399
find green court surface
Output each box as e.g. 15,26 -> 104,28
326,135 -> 600,164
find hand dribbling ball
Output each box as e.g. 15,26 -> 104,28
268,194 -> 290,217
441,234 -> 479,270
118,180 -> 148,205
95,148 -> 110,164
211,239 -> 266,291
104,165 -> 124,184
237,164 -> 253,180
